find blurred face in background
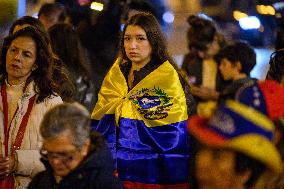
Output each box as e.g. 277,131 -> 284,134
195,147 -> 249,189
39,11 -> 62,30
124,25 -> 152,67
219,58 -> 240,81
6,36 -> 37,85
206,35 -> 220,58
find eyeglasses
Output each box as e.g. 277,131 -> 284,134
40,148 -> 80,164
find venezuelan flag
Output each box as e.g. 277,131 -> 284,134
92,60 -> 190,189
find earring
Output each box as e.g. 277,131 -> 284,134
32,66 -> 37,71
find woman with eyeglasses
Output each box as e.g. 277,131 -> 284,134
0,27 -> 63,189
28,103 -> 123,189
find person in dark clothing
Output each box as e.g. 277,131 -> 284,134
61,0 -> 128,105
191,41 -> 257,117
48,23 -> 96,111
38,2 -> 67,30
180,15 -> 228,119
181,15 -> 227,103
217,41 -> 257,103
28,103 -> 123,189
196,41 -> 257,102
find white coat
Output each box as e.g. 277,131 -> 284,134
0,81 -> 63,189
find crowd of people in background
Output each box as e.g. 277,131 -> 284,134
0,0 -> 284,189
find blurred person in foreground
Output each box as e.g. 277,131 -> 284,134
234,79 -> 284,189
187,100 -> 282,189
28,103 -> 122,189
8,16 -> 75,102
92,12 -> 195,189
0,26 -> 63,189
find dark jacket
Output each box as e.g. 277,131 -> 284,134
28,132 -> 123,189
77,0 -> 126,106
219,77 -> 257,104
182,53 -> 227,92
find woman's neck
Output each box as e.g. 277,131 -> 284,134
7,77 -> 27,86
131,61 -> 149,72
6,79 -> 26,87
127,61 -> 148,88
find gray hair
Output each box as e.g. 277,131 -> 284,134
40,103 -> 91,148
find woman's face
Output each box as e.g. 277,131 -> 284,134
206,35 -> 220,58
6,36 -> 37,85
124,25 -> 152,67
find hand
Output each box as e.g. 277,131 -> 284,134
0,154 -> 16,179
191,86 -> 219,100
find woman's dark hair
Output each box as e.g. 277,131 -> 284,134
9,16 -> 46,34
7,18 -> 75,102
120,12 -> 174,66
266,48 -> 284,82
1,26 -> 58,103
48,23 -> 90,77
187,15 -> 216,52
38,2 -> 67,22
218,41 -> 256,75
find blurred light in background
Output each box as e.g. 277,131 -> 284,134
273,2 -> 284,10
162,11 -> 174,23
197,12 -> 213,21
78,0 -> 91,6
256,5 -> 275,15
18,0 -> 26,17
239,16 -> 261,30
233,10 -> 248,21
90,2 -> 103,11
250,48 -> 273,80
